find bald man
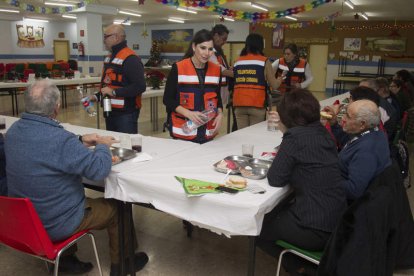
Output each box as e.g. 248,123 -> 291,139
97,24 -> 146,134
338,100 -> 391,200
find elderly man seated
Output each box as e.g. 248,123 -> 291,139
5,79 -> 148,275
327,99 -> 392,200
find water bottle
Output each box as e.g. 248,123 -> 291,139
80,96 -> 97,117
181,108 -> 216,134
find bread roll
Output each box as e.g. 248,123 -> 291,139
226,176 -> 247,189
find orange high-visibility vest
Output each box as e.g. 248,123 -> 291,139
275,58 -> 306,93
170,58 -> 221,142
233,54 -> 267,108
102,47 -> 142,110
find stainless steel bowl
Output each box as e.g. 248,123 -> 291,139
111,147 -> 137,161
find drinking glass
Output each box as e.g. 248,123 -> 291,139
131,135 -> 142,153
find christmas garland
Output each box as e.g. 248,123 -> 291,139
4,0 -> 92,14
256,11 -> 341,29
155,0 -> 332,22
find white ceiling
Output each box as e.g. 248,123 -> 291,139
0,0 -> 412,25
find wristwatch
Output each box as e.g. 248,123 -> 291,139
112,90 -> 116,97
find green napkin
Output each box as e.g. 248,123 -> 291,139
175,176 -> 221,197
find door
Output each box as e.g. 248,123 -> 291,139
308,44 -> 328,93
222,42 -> 245,67
53,40 -> 69,61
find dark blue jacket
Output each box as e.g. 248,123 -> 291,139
0,134 -> 6,196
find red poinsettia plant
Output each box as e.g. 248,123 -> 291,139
145,70 -> 165,89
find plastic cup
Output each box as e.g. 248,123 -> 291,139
131,135 -> 142,153
242,144 -> 254,158
0,117 -> 5,130
267,111 -> 280,131
119,135 -> 132,150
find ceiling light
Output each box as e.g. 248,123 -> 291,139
285,16 -> 297,21
251,2 -> 268,12
62,14 -> 76,19
177,7 -> 197,14
114,20 -> 131,26
168,18 -> 185,23
224,17 -> 235,22
24,17 -> 49,23
344,0 -> 354,9
45,1 -> 75,7
361,12 -> 368,20
0,8 -> 19,13
119,10 -> 142,17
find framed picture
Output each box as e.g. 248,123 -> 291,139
133,44 -> 139,50
72,43 -> 78,49
365,37 -> 406,52
152,29 -> 193,53
272,25 -> 284,49
344,38 -> 361,51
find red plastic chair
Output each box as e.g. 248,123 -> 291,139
0,196 -> 103,276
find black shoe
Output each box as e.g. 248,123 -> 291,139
110,252 -> 149,276
52,255 -> 93,274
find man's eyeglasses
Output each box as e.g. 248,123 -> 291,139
103,33 -> 116,40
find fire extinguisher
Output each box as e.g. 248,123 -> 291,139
78,41 -> 85,57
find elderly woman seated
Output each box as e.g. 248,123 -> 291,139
257,89 -> 347,274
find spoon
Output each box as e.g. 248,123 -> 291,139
222,169 -> 231,183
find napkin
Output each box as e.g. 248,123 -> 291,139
131,152 -> 152,163
175,176 -> 220,197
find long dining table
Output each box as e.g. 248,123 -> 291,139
0,91 -> 350,276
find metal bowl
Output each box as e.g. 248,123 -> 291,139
240,166 -> 268,180
111,147 -> 137,161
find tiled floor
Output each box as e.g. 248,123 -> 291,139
0,88 -> 413,275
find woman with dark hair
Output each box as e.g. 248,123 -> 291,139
163,29 -> 223,144
272,43 -> 313,93
390,78 -> 413,115
257,89 -> 346,274
394,69 -> 414,103
232,33 -> 281,129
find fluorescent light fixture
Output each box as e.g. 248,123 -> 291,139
168,18 -> 185,23
0,8 -> 19,13
224,17 -> 235,22
361,12 -> 368,20
113,20 -> 131,25
251,2 -> 268,12
177,7 -> 197,14
62,14 -> 76,19
119,10 -> 142,17
45,1 -> 75,7
24,17 -> 49,23
344,0 -> 354,9
285,16 -> 297,21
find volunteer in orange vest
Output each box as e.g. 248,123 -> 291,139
163,29 -> 223,144
272,43 -> 313,93
95,24 -> 146,134
233,33 -> 282,130
209,24 -> 233,106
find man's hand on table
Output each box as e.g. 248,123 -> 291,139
81,133 -> 118,147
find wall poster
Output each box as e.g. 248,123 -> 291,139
365,37 -> 406,52
344,38 -> 361,51
272,25 -> 284,49
152,29 -> 193,53
16,24 -> 45,48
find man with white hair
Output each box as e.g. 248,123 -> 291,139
5,79 -> 148,275
339,99 -> 391,200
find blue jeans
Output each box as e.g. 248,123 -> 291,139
105,109 -> 140,134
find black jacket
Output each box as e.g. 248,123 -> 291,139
318,163 -> 414,276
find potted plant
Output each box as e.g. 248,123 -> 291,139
145,70 -> 165,89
